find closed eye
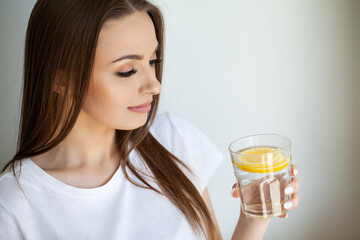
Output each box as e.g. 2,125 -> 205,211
115,69 -> 137,78
150,59 -> 162,66
115,59 -> 162,78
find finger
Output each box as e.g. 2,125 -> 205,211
291,164 -> 299,176
278,213 -> 288,219
284,177 -> 300,195
231,183 -> 241,198
284,193 -> 300,210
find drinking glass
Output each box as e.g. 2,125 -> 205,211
229,134 -> 292,218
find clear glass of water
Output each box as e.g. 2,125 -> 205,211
229,134 -> 292,218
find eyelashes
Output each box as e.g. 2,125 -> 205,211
149,59 -> 162,65
116,59 -> 163,78
116,69 -> 137,78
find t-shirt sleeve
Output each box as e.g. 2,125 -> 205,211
150,112 -> 224,194
0,203 -> 23,240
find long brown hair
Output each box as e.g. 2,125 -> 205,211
2,0 -> 221,239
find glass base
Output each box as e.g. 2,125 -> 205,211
242,203 -> 287,218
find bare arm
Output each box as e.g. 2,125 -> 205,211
202,188 -> 223,239
231,211 -> 270,240
202,187 -> 270,240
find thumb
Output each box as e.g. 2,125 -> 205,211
231,183 -> 241,198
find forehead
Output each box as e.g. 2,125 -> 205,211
96,11 -> 158,56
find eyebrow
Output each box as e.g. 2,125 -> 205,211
112,43 -> 160,64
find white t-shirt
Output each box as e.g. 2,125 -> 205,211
0,112 -> 223,240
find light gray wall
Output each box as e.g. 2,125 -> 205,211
0,0 -> 359,239
0,0 -> 37,164
158,0 -> 359,239
355,0 -> 360,223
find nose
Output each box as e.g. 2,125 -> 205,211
139,67 -> 162,95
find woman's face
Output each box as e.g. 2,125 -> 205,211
81,11 -> 161,131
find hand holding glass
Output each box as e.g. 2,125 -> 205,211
229,134 -> 292,218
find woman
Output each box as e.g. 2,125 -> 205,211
0,0 -> 300,239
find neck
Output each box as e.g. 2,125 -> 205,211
33,110 -> 120,171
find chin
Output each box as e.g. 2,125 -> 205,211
117,114 -> 148,130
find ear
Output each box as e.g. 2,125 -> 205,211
53,70 -> 66,95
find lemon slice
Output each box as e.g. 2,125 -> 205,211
232,147 -> 290,173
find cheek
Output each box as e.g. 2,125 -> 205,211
82,74 -> 143,128
87,75 -> 136,108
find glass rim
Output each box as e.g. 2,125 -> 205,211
228,133 -> 291,155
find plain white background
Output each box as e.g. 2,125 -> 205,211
0,0 -> 359,239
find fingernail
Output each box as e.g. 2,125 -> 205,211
230,188 -> 235,197
284,202 -> 293,210
284,213 -> 288,219
285,186 -> 294,195
293,168 -> 298,176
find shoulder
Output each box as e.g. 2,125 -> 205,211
0,162 -> 21,199
149,112 -> 189,155
150,111 -> 221,154
0,169 -> 18,213
150,111 -> 206,144
149,112 -> 224,193
150,111 -> 186,134
0,161 -> 30,211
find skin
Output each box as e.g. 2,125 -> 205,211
201,164 -> 300,240
31,10 -> 300,239
32,11 -> 161,188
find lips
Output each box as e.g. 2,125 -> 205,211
127,101 -> 152,113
